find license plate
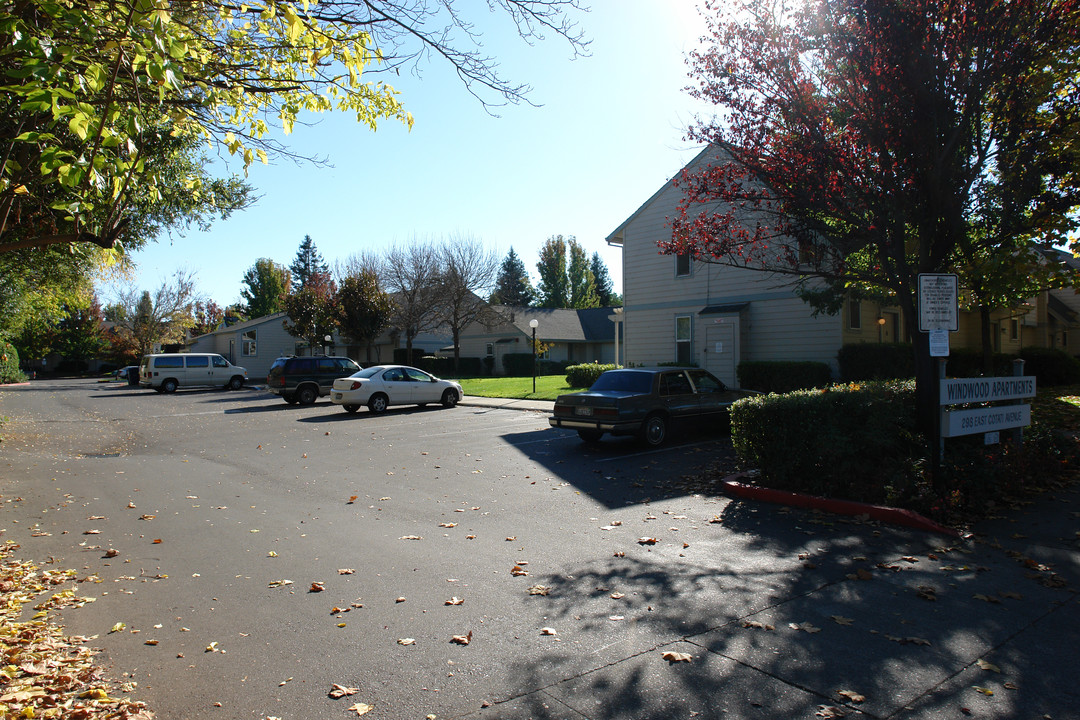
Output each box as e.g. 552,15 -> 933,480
574,406 -> 594,417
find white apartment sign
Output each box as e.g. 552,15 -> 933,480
942,405 -> 1031,438
919,273 -> 959,332
940,377 -> 1036,405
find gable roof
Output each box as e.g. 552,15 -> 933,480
189,312 -> 287,340
494,305 -> 620,342
606,145 -> 719,246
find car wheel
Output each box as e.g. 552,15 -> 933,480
227,376 -> 244,391
639,413 -> 667,447
368,393 -> 389,413
416,403 -> 428,408
577,428 -> 603,443
284,395 -> 299,405
342,404 -> 360,414
297,386 -> 318,405
162,378 -> 178,394
441,389 -> 459,408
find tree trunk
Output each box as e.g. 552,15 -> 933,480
980,306 -> 993,375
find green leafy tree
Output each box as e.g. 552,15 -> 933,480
536,235 -> 570,308
54,297 -> 107,366
290,236 -> 330,292
590,252 -> 619,306
336,270 -> 394,363
568,239 -> 599,309
0,1 -> 586,255
282,272 -> 338,352
491,247 -> 536,306
240,259 -> 291,319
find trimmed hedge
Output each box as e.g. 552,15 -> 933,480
837,342 -> 915,381
418,356 -> 484,377
0,341 -> 25,384
501,352 -> 535,377
565,362 -> 617,388
944,347 -> 1014,378
1016,347 -> 1080,386
737,361 -> 832,393
731,381 -> 922,504
393,348 -> 425,366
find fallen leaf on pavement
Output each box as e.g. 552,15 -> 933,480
743,620 -> 774,630
976,659 -> 1001,673
450,631 -> 472,645
831,616 -> 854,626
638,537 -> 658,545
400,535 -> 423,541
310,582 -> 325,592
329,683 -> 359,698
661,651 -> 692,663
973,686 -> 994,695
815,706 -> 847,718
338,569 -> 355,575
527,584 -> 550,596
838,690 -> 865,703
109,622 -> 126,633
439,522 -> 457,528
510,565 -> 529,576
348,703 -> 373,716
445,597 -> 465,605
789,622 -> 821,633
268,579 -> 293,588
973,593 -> 1000,603
397,638 -> 416,646
540,627 -> 557,635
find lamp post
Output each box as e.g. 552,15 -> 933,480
877,316 -> 886,343
529,319 -> 539,394
324,334 -> 332,356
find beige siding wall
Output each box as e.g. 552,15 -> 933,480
617,153 -> 843,381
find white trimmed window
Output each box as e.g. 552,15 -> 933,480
242,329 -> 256,356
675,315 -> 693,365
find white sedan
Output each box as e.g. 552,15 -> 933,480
330,365 -> 463,413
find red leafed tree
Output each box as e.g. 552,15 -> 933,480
665,0 -> 1080,437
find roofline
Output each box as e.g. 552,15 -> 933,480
605,144 -> 714,247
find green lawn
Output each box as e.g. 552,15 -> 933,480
456,375 -> 585,401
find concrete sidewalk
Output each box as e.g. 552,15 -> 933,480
460,395 -> 556,413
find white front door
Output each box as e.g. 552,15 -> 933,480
703,320 -> 738,388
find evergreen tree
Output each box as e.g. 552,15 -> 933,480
491,248 -> 536,306
590,252 -> 618,306
290,235 -> 330,291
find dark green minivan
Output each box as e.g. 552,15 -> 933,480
266,356 -> 361,405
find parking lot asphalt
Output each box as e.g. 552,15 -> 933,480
1,379 -> 1078,720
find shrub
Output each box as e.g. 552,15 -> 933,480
482,356 -> 495,375
501,353 -> 535,377
417,356 -> 484,377
1016,347 -> 1080,386
837,342 -> 914,381
944,347 -> 1014,377
737,361 -> 832,393
392,348 -> 426,366
731,381 -> 922,504
537,359 -> 568,376
0,342 -> 25,384
565,362 -> 616,388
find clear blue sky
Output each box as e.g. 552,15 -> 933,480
105,1 -> 714,306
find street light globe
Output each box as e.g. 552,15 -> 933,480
529,319 -> 538,329
325,335 -> 332,342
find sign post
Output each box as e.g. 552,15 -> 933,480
918,274 -> 959,470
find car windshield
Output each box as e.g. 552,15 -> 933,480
589,371 -> 653,393
349,366 -> 385,379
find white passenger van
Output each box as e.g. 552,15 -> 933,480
138,353 -> 248,393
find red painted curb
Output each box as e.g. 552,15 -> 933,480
722,476 -> 960,537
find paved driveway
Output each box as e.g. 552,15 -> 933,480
1,378 -> 1077,720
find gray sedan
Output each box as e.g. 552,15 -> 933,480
549,367 -> 752,446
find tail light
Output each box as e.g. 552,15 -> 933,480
350,380 -> 363,390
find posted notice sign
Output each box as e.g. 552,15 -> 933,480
919,274 -> 959,332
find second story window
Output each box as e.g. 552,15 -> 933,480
676,252 -> 691,277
